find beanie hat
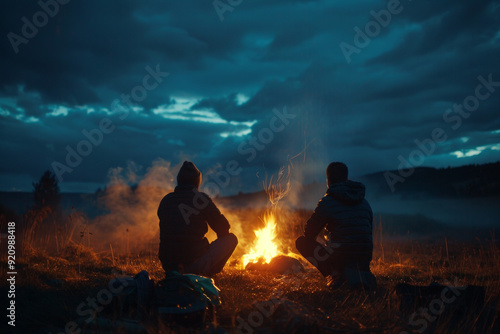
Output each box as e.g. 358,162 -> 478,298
177,161 -> 202,188
327,162 -> 348,185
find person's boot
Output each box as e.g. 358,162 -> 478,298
343,264 -> 377,293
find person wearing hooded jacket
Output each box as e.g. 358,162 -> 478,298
296,162 -> 376,291
158,161 -> 238,276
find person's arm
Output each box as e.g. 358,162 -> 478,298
201,194 -> 231,238
362,199 -> 373,227
303,198 -> 330,239
369,205 -> 373,227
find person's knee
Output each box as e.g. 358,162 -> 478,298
227,233 -> 238,248
295,236 -> 308,253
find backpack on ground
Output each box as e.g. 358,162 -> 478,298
155,270 -> 220,328
104,270 -> 155,322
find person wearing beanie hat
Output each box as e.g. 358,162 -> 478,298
158,161 -> 238,276
295,162 -> 376,291
176,161 -> 202,188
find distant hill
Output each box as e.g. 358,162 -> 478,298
359,161 -> 500,199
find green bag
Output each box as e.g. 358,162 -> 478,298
156,271 -> 220,327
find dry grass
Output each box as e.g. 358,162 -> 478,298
0,209 -> 499,333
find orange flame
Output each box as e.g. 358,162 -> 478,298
241,211 -> 280,268
242,165 -> 292,268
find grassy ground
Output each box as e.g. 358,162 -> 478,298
1,233 -> 499,334
1,205 -> 499,333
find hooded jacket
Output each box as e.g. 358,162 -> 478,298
304,180 -> 373,255
158,184 -> 230,271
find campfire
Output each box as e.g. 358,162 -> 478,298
240,209 -> 304,274
240,166 -> 304,273
241,210 -> 280,268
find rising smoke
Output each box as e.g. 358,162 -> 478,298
91,159 -> 175,253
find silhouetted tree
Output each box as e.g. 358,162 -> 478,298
21,171 -> 62,254
33,170 -> 61,210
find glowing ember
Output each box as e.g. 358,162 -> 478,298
242,211 -> 280,268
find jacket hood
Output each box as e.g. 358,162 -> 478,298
327,180 -> 366,205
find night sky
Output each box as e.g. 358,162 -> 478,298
1,0 -> 499,194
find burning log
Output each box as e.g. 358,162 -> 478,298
245,255 -> 304,274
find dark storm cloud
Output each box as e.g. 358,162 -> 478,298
1,0 -> 499,193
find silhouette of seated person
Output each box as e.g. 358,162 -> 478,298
158,161 -> 238,276
296,162 -> 376,291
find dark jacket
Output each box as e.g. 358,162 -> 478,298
158,185 -> 230,270
304,180 -> 373,259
